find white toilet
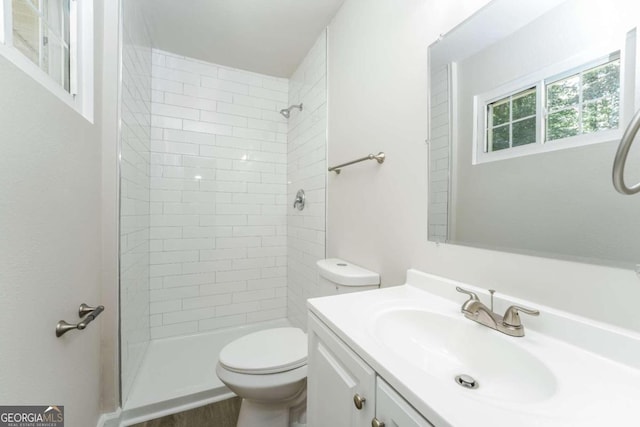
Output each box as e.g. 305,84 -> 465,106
216,258 -> 380,427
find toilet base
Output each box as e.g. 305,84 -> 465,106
237,387 -> 306,427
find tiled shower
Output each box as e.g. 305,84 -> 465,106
148,49 -> 290,340
118,1 -> 327,407
119,1 -> 152,402
286,33 -> 328,329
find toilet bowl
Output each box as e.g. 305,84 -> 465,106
217,259 -> 380,427
216,327 -> 308,427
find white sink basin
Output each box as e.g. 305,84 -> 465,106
371,309 -> 557,403
308,270 -> 640,426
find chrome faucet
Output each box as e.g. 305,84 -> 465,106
456,287 -> 539,337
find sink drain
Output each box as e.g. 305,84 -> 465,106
455,374 -> 479,389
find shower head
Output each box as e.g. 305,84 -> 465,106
279,103 -> 303,119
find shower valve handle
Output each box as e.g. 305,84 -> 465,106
293,189 -> 305,210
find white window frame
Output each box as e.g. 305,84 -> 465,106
472,38 -> 633,165
0,0 -> 93,121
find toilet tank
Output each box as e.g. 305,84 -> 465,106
316,258 -> 380,296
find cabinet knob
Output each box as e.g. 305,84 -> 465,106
372,418 -> 385,427
353,393 -> 366,410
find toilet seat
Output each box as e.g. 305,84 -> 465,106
219,327 -> 307,374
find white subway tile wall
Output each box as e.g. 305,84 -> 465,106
287,31 -> 328,329
120,2 -> 152,403
428,64 -> 450,242
149,49 -> 289,339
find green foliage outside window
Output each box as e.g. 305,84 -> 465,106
546,59 -> 619,141
487,88 -> 536,152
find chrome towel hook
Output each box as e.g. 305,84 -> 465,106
613,108 -> 640,195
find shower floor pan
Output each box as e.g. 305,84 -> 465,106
121,318 -> 291,426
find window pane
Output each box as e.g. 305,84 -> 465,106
512,89 -> 536,120
583,95 -> 620,133
583,60 -> 620,102
12,0 -> 40,65
12,0 -> 71,93
512,117 -> 536,147
486,87 -> 538,153
45,29 -> 70,90
489,101 -> 510,127
489,125 -> 510,151
547,108 -> 579,141
547,75 -> 579,111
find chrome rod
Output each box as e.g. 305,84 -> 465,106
613,108 -> 640,195
56,304 -> 104,337
328,152 -> 385,174
79,305 -> 104,328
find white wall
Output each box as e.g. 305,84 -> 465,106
326,0 -> 489,282
119,0 -> 153,404
326,0 -> 640,332
0,1 -> 107,425
148,49 -> 289,339
287,31 -> 328,329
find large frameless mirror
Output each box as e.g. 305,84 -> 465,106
428,0 -> 640,267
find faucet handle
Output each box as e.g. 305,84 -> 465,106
456,286 -> 479,301
503,305 -> 540,327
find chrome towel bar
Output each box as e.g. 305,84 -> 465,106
613,108 -> 640,195
328,152 -> 385,174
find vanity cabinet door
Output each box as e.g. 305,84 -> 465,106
374,377 -> 434,427
307,313 -> 376,427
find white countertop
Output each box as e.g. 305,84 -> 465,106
307,269 -> 640,427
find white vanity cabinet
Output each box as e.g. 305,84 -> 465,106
307,313 -> 376,426
308,313 -> 433,427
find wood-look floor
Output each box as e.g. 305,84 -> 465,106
130,397 -> 242,427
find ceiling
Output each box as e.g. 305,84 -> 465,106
142,0 -> 346,78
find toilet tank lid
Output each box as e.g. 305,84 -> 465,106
316,258 -> 380,286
